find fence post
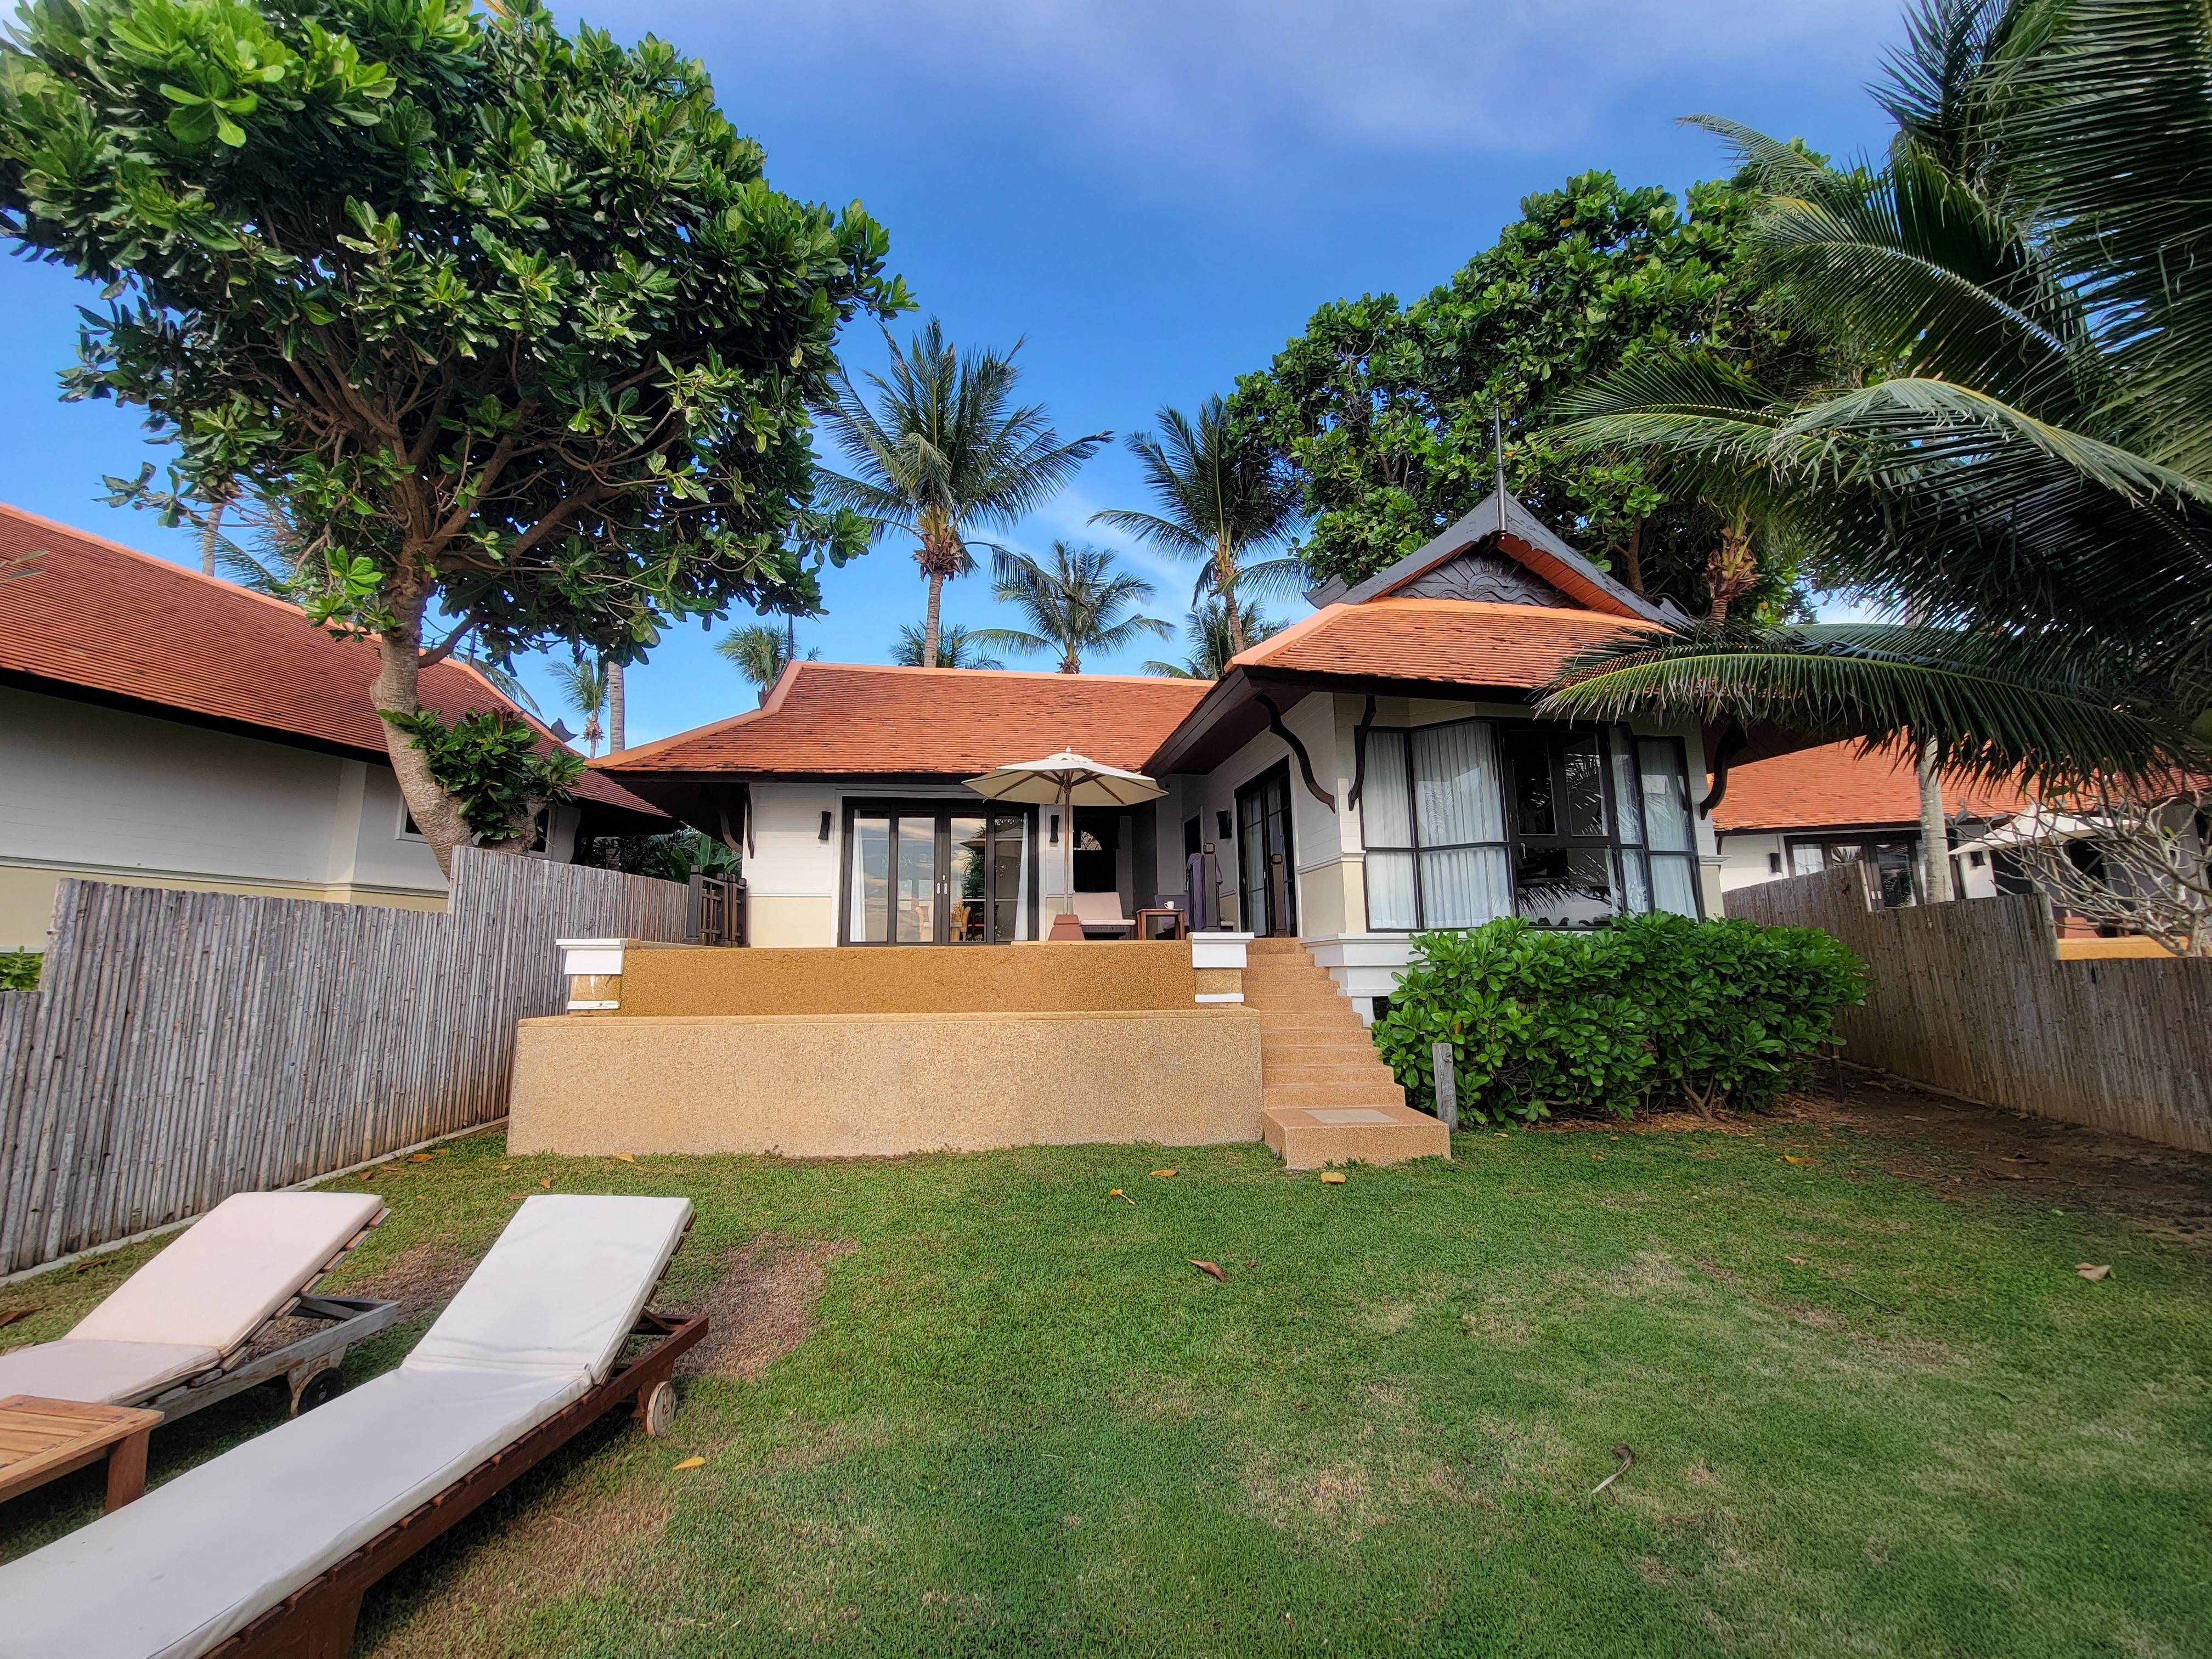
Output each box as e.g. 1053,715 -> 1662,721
1431,1040 -> 1459,1132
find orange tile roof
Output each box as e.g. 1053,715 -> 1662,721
0,501 -> 659,820
1712,741 -> 2035,832
601,661 -> 1214,777
1229,597 -> 1656,685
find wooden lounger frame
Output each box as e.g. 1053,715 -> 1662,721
204,1308 -> 707,1659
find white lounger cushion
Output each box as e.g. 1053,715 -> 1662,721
0,1194 -> 693,1659
71,1190 -> 386,1354
0,1339 -> 218,1406
405,1194 -> 692,1382
0,1367 -> 582,1659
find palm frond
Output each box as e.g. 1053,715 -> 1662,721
1540,622 -> 2195,787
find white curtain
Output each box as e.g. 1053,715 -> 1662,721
1414,721 -> 1505,845
1638,739 -> 1694,851
1365,850 -> 1418,930
1418,847 -> 1512,927
1362,730 -> 1412,848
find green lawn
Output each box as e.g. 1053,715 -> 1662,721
3,1117 -> 2207,1658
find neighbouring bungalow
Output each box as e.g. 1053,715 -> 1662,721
599,489 -> 1723,1019
1711,740 -> 2030,907
0,503 -> 664,951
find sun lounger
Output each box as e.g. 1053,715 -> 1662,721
1070,889 -> 1134,936
0,1192 -> 397,1422
0,1194 -> 705,1659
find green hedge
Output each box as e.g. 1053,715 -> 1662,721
0,951 -> 39,992
1373,914 -> 1868,1124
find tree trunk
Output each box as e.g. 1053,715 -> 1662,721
199,500 -> 225,578
1916,733 -> 1955,903
1622,517 -> 1646,596
1704,522 -> 1757,627
922,572 -> 945,669
606,659 -> 625,754
1220,538 -> 1246,658
371,602 -> 472,878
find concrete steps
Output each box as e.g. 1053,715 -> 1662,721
1239,940 -> 1448,1170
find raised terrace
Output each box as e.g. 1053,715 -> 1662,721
507,937 -> 1447,1167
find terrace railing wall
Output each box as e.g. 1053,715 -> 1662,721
0,847 -> 690,1274
1726,864 -> 2212,1154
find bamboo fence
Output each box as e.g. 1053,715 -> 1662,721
1726,864 -> 2212,1154
0,847 -> 689,1273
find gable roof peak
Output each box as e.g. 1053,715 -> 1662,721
1303,487 -> 1688,626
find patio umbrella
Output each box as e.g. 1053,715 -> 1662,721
964,749 -> 1166,940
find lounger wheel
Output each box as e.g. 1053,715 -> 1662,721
293,1368 -> 347,1415
641,1379 -> 677,1437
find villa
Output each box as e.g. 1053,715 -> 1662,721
599,488 -> 1717,1017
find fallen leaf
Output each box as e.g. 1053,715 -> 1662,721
499,1164 -> 511,1172
1108,1188 -> 1134,1205
358,1171 -> 374,1181
410,1153 -> 432,1164
672,1455 -> 706,1471
612,1153 -> 636,1164
539,1178 -> 553,1189
0,1307 -> 38,1330
1787,1256 -> 1806,1265
1188,1259 -> 1227,1282
1150,1169 -> 1177,1178
1782,1155 -> 1813,1165
1321,1171 -> 1347,1185
2077,1263 -> 2111,1281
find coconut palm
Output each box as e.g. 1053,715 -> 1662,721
716,623 -> 819,706
1091,395 -> 1305,658
970,543 -> 1172,674
1538,0 -> 2211,807
817,318 -> 1108,668
1144,599 -> 1285,679
891,623 -> 1004,669
547,650 -> 610,757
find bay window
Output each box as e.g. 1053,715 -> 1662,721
1359,718 -> 1701,931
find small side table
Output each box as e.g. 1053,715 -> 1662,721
0,1394 -> 163,1513
1135,907 -> 1186,941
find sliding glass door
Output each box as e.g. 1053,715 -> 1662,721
845,804 -> 1030,944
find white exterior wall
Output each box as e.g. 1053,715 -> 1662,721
738,779 -> 1047,948
0,683 -> 581,951
1716,829 -> 2000,901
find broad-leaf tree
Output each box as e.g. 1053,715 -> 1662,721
1230,171 -> 1853,615
0,0 -> 904,871
817,318 -> 1105,668
973,541 -> 1170,674
1539,0 -> 2210,802
1091,396 -> 1303,657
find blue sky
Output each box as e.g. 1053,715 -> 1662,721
0,0 -> 1904,747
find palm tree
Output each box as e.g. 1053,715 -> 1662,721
1091,395 -> 1304,659
1539,0 -> 2210,817
892,623 -> 1005,669
817,318 -> 1108,668
971,543 -> 1171,674
1144,598 -> 1285,679
716,623 -> 819,706
548,650 -> 610,757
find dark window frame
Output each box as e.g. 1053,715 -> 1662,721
1359,716 -> 1704,932
836,797 -> 1038,946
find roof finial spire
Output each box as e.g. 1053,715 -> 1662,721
1493,404 -> 1507,539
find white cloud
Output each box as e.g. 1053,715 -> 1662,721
675,0 -> 1899,180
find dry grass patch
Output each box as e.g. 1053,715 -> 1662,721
677,1235 -> 854,1381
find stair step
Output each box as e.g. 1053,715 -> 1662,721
1261,1101 -> 1451,1170
1263,1063 -> 1398,1088
1255,1014 -> 1369,1036
1264,1080 -> 1407,1107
